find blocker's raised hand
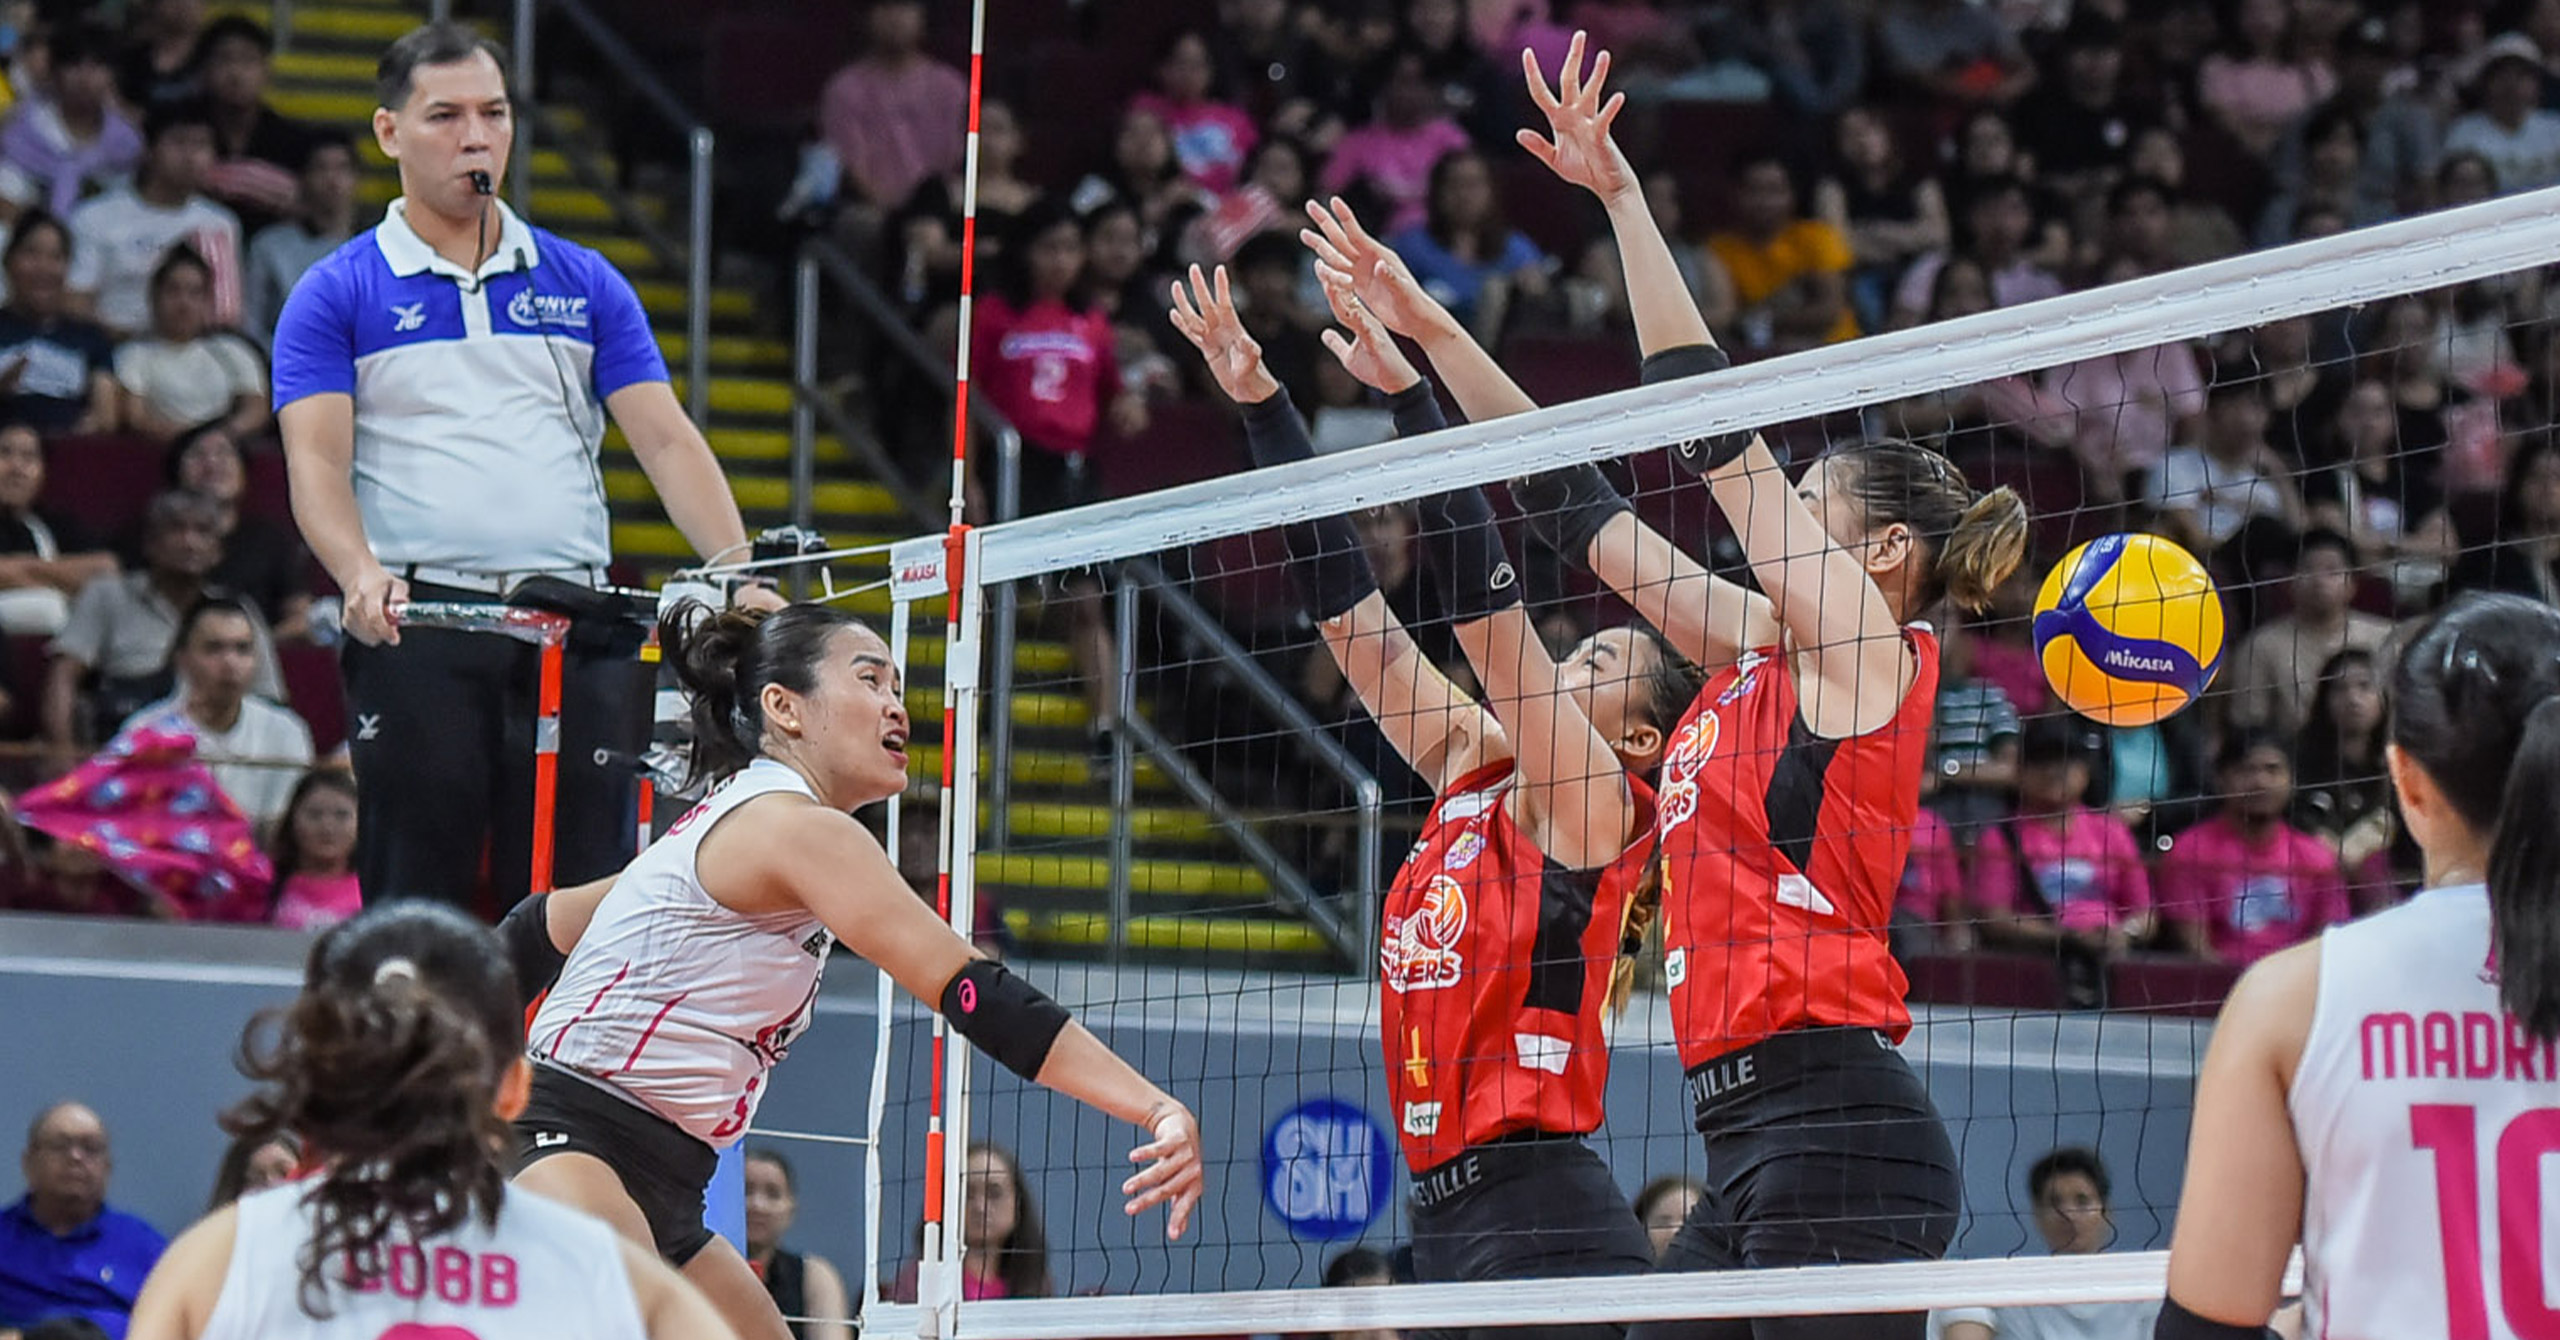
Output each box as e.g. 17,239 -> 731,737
1168,264 -> 1280,405
1519,31 -> 1637,206
1314,264 -> 1422,395
1299,197 -> 1450,341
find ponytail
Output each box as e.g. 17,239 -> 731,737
656,597 -> 871,787
1937,486 -> 2029,613
2488,696 -> 2560,1040
659,600 -> 771,784
1836,441 -> 2029,614
225,961 -> 510,1316
1610,844 -> 1665,1016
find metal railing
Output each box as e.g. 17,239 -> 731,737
791,237 -> 1019,829
1116,558 -> 1381,973
510,0 -> 712,424
789,244 -> 1383,973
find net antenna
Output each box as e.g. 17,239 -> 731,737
852,181 -> 2560,1338
911,0 -> 997,1331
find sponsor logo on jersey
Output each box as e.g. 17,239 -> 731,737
531,1130 -> 569,1149
1664,947 -> 1687,987
1401,1102 -> 1442,1137
1718,651 -> 1769,705
800,930 -> 833,959
1437,786 -> 1502,825
1444,830 -> 1486,871
1381,874 -> 1467,993
1514,1032 -> 1570,1075
507,289 -> 591,329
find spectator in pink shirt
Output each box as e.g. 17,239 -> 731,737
1318,48 -> 1476,234
819,0 -> 968,231
2156,730 -> 2351,965
1130,31 -> 1260,198
1893,804 -> 1972,957
2196,0 -> 2336,161
1977,717 -> 2155,1003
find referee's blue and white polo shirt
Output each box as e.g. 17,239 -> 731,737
271,198 -> 668,574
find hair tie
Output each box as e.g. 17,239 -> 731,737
372,957 -> 420,987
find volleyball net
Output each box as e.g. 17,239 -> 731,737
838,185 -> 2560,1336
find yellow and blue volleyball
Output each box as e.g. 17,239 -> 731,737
2030,534 -> 2226,727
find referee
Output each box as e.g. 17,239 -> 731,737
273,22 -> 781,912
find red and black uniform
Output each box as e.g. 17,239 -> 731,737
1631,631 -> 1963,1340
1381,759 -> 1658,1339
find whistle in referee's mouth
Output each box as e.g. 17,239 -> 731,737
469,169 -> 494,195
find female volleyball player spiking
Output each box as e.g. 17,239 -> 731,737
125,901 -> 738,1340
1168,263 -> 1695,1337
1302,34 -> 2029,1339
495,601 -> 1204,1340
2158,593 -> 2560,1340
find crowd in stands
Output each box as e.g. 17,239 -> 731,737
792,0 -> 2560,1008
2,0 -> 2560,1010
0,3 -> 359,928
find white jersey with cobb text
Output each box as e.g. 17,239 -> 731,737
528,759 -> 834,1145
2291,884 -> 2560,1339
198,1182 -> 648,1340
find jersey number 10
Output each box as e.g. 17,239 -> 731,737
2410,1103 -> 2560,1339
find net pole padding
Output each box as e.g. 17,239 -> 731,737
865,1252 -> 2303,1340
967,184 -> 2560,586
632,629 -> 660,854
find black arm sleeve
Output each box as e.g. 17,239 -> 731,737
1415,485 -> 1522,626
1242,388 -> 1379,620
2153,1297 -> 2279,1340
498,894 -> 568,1009
939,958 -> 1072,1082
1642,344 -> 1754,476
1386,379 -> 1451,438
1507,463 -> 1633,576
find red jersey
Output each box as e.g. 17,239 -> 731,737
1379,760 -> 1656,1172
970,293 -> 1121,458
1654,630 -> 1939,1069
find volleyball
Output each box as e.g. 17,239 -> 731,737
2031,534 -> 2226,727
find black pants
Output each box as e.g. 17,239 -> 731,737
1628,1029 -> 1961,1340
514,1063 -> 718,1265
341,581 -> 652,911
1408,1135 -> 1656,1340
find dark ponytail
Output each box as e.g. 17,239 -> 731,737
658,598 -> 871,786
222,903 -> 524,1316
2489,696 -> 2560,1040
2392,594 -> 2560,1041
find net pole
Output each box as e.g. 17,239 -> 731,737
869,593 -> 912,1314
919,0 -> 991,1332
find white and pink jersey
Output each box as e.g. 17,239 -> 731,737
199,1182 -> 646,1339
2291,884 -> 2560,1340
529,760 -> 834,1146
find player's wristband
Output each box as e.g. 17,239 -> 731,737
1508,464 -> 1633,573
498,894 -> 567,1009
1386,379 -> 1450,438
939,959 -> 1072,1082
1243,390 -> 1380,620
1416,486 -> 1522,625
2153,1297 -> 2278,1340
1642,344 -> 1754,476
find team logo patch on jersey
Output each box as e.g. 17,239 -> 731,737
1444,830 -> 1487,871
1381,875 -> 1467,993
1401,1102 -> 1442,1137
1664,947 -> 1687,987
